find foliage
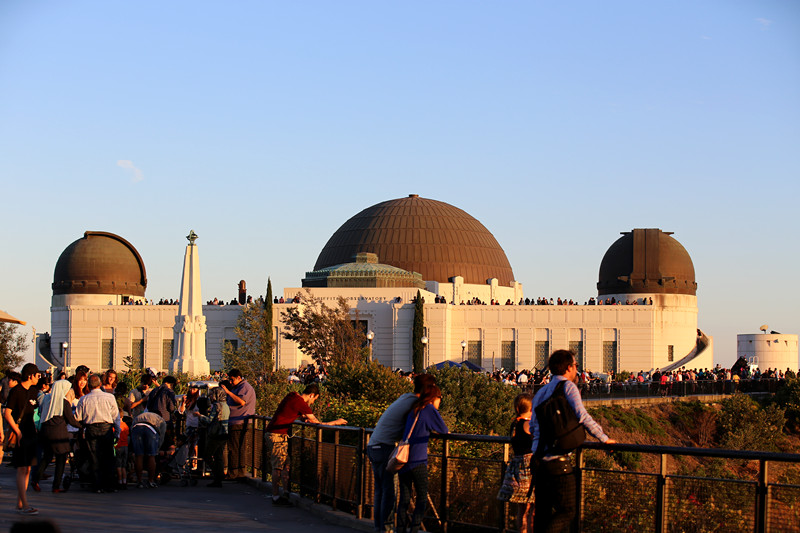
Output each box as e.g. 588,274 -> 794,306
0,323 -> 27,371
427,365 -> 518,435
315,396 -> 390,429
264,278 -> 274,372
718,393 -> 785,452
590,406 -> 666,437
773,377 -> 800,434
413,290 -> 424,373
325,359 -> 412,406
616,370 -> 632,382
281,289 -> 368,372
252,369 -> 297,416
670,400 -> 718,447
222,298 -> 274,378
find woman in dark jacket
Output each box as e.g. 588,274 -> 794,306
32,379 -> 80,492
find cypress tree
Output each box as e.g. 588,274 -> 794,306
413,290 -> 425,373
265,277 -> 274,371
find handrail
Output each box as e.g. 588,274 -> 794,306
241,415 -> 800,532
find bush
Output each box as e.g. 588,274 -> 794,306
773,377 -> 800,434
325,360 -> 412,406
427,366 -> 518,435
718,393 -> 785,452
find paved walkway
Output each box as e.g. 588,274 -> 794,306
0,464 -> 367,532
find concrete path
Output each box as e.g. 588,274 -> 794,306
0,463 -> 367,532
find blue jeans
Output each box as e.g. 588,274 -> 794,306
367,443 -> 397,532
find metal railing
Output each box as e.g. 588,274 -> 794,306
237,417 -> 800,532
518,379 -> 786,400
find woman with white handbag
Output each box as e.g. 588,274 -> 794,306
396,384 -> 448,533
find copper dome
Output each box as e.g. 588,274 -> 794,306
597,228 -> 696,296
53,231 -> 147,296
314,195 -> 515,286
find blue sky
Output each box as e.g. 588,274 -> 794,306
1,1 -> 798,368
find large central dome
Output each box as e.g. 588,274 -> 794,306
314,195 -> 515,286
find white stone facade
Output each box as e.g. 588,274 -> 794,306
737,333 -> 799,373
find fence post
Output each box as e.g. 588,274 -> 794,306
261,418 -> 268,482
316,426 -> 323,503
499,442 -> 509,532
332,429 -> 340,511
575,448 -> 584,533
356,428 -> 365,520
251,416 -> 256,477
655,453 -> 667,533
756,459 -> 769,533
440,438 -> 450,533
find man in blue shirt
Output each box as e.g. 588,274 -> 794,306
531,350 -> 615,532
222,369 -> 256,480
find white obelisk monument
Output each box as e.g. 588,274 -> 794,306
170,230 -> 210,375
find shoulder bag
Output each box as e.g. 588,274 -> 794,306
386,411 -> 420,473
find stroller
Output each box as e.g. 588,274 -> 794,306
158,434 -> 199,486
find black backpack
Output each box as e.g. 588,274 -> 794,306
535,380 -> 586,455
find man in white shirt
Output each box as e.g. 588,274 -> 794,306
75,375 -> 120,493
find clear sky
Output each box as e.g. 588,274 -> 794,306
1,1 -> 798,368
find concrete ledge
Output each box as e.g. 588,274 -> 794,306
246,476 -> 374,532
584,394 -> 735,407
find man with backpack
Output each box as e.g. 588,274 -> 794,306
531,349 -> 615,532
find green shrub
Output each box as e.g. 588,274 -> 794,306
718,393 -> 785,452
325,360 -> 412,405
773,377 -> 800,434
427,366 -> 518,435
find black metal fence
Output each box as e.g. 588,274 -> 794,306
520,379 -> 786,400
240,418 -> 800,533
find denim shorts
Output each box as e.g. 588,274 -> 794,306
130,425 -> 159,456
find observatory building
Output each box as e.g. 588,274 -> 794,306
737,330 -> 799,373
39,195 -> 713,374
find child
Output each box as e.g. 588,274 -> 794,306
116,415 -> 131,489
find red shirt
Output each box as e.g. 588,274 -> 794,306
266,392 -> 312,434
116,420 -> 130,448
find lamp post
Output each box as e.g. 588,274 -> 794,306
61,342 -> 69,366
461,340 -> 467,363
421,336 -> 428,369
367,330 -> 375,361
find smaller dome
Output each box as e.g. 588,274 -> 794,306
598,228 -> 696,296
303,253 -> 425,289
53,231 -> 147,296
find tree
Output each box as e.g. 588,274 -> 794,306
264,278 -> 274,371
281,289 -> 368,372
413,290 -> 425,372
0,323 -> 27,371
222,295 -> 275,378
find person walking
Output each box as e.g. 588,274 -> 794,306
368,374 -> 435,533
32,379 -> 80,493
397,384 -> 449,533
531,350 -> 615,532
3,364 -> 41,515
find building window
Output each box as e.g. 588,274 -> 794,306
569,341 -> 584,370
131,339 -> 144,369
162,339 -> 174,370
667,345 -> 674,362
467,341 -> 482,366
501,341 -> 515,371
535,341 -> 550,371
101,339 -> 114,370
602,341 -> 618,375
